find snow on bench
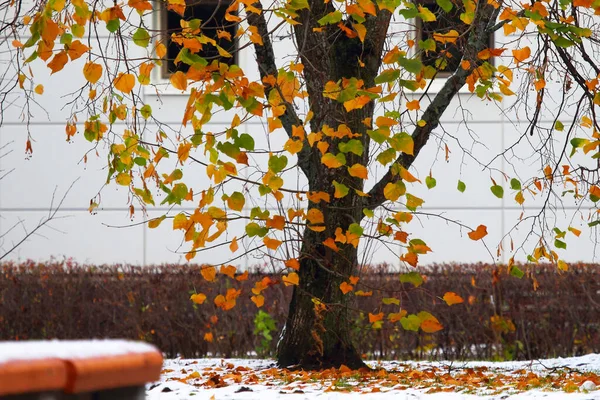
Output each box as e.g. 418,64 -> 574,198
0,340 -> 162,398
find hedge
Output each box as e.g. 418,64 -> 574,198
1,261 -> 598,361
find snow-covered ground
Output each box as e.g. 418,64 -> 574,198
148,355 -> 600,399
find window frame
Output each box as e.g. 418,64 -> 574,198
157,0 -> 239,80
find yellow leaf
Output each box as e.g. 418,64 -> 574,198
433,30 -> 459,44
263,236 -> 282,250
557,259 -> 569,271
515,191 -> 525,205
83,62 -> 103,84
348,164 -> 368,179
443,292 -> 464,306
353,23 -> 366,42
568,227 -> 581,237
148,216 -> 165,228
170,71 -> 187,91
251,295 -> 265,307
282,272 -> 299,286
201,265 -> 217,282
216,45 -> 232,58
114,72 -> 135,93
34,84 -> 44,95
383,182 -> 405,202
284,138 -> 303,154
340,281 -> 354,294
321,153 -> 344,168
190,293 -> 207,304
468,224 -> 488,240
115,172 -> 131,186
399,167 -> 420,183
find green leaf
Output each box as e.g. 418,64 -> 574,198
399,271 -> 423,287
250,207 -> 270,219
133,157 -> 147,166
377,148 -> 397,165
457,180 -> 466,193
172,183 -> 188,200
333,180 -> 350,198
348,223 -> 364,237
400,314 -> 421,331
554,239 -> 567,249
236,133 -> 255,151
132,28 -> 150,47
425,176 -> 436,189
60,33 -> 73,45
435,0 -> 453,12
268,155 -> 288,173
140,104 -> 152,119
317,10 -> 343,25
374,69 -> 400,84
338,139 -> 364,156
491,185 -> 504,198
363,208 -> 374,218
510,178 -> 521,191
418,38 -> 436,52
570,138 -> 589,156
399,57 -> 423,74
553,36 -> 575,48
246,222 -> 268,237
509,266 -> 524,279
382,297 -> 400,305
554,121 -> 564,131
106,19 -> 120,33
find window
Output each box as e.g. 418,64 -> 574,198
417,0 -> 494,76
160,0 -> 238,78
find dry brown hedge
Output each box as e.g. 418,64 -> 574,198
1,260 -> 599,361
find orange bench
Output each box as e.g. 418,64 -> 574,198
0,340 -> 162,399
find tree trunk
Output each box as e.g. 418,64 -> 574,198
276,226 -> 366,370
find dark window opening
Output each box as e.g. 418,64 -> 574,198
417,1 -> 493,76
162,0 -> 237,77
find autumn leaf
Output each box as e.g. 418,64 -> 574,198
468,225 -> 488,240
229,237 -> 239,252
251,295 -> 264,307
420,317 -> 443,333
443,292 -> 464,306
48,51 -> 68,74
114,73 -> 135,93
83,62 -> 103,84
201,265 -> 217,282
348,164 -> 368,179
67,40 -> 89,60
282,272 -> 299,286
368,312 -> 384,323
263,237 -> 282,250
190,293 -> 207,304
34,84 -> 44,95
339,281 -> 354,294
285,258 -> 300,270
170,71 -> 187,91
406,100 -> 420,110
512,46 -> 531,63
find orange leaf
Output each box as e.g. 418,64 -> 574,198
406,100 -> 420,111
220,265 -> 237,279
349,276 -> 360,285
323,238 -> 339,252
83,62 -> 102,84
512,46 -> 531,63
190,293 -> 207,304
348,164 -> 368,179
229,237 -> 239,252
306,208 -> 324,225
48,51 -> 68,74
236,271 -> 249,281
282,272 -> 299,286
307,191 -> 331,203
201,265 -> 217,282
368,312 -> 384,323
34,84 -> 44,95
203,332 -> 213,342
114,72 -> 135,93
67,40 -> 89,60
285,258 -> 300,270
468,225 -> 488,240
170,70 -> 187,91
263,236 -> 282,251
339,281 -> 354,294
443,292 -> 464,306
421,317 -> 443,333
251,295 -> 264,307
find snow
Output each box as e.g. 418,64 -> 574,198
147,355 -> 600,400
0,339 -> 159,363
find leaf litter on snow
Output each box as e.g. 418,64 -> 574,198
148,355 -> 600,399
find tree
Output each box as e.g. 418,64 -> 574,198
1,0 -> 600,369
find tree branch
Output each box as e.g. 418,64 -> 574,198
245,1 -> 313,177
364,2 -> 501,211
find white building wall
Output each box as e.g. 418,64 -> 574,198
0,9 -> 597,267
